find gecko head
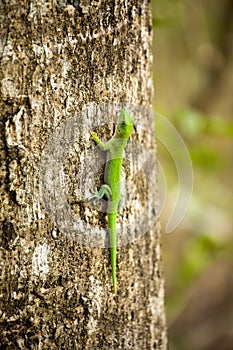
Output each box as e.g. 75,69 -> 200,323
117,107 -> 134,138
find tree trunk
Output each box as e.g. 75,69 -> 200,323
0,1 -> 167,349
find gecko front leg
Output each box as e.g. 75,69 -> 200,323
90,131 -> 112,151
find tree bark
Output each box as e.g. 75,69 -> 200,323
0,1 -> 167,349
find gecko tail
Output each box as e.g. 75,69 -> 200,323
108,215 -> 117,293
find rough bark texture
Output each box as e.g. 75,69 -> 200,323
0,1 -> 167,349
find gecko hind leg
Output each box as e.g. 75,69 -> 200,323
89,184 -> 112,202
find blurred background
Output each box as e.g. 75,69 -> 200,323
151,1 -> 233,349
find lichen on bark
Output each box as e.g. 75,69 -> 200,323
0,1 -> 167,349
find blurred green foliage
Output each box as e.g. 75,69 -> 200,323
151,0 -> 233,349
174,108 -> 233,138
167,233 -> 229,318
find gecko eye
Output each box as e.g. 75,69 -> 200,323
122,121 -> 126,126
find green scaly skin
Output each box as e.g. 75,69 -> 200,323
89,107 -> 134,293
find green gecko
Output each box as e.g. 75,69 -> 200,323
89,107 -> 134,293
